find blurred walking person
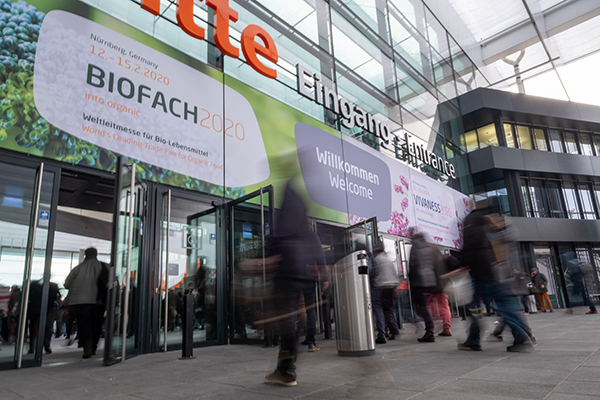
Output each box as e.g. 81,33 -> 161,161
370,241 -> 400,344
563,252 -> 597,314
459,201 -> 533,352
427,253 -> 452,337
264,182 -> 327,387
64,247 -> 105,358
531,268 -> 553,313
408,232 -> 440,343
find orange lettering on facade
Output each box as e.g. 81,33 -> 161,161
138,0 -> 278,79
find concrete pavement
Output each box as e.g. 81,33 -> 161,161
2,309 -> 599,399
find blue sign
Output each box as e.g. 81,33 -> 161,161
209,233 -> 216,245
39,211 -> 49,220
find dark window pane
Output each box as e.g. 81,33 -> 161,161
546,181 -> 565,218
548,129 -> 564,153
528,180 -> 549,218
521,179 -> 533,217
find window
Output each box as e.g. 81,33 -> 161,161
578,184 -> 596,219
515,125 -> 533,149
580,133 -> 594,156
533,128 -> 548,151
546,181 -> 566,218
521,179 -> 533,217
528,180 -> 550,218
564,131 -> 578,154
548,129 -> 564,153
464,130 -> 478,152
593,134 -> 600,156
504,123 -> 516,148
563,182 -> 581,219
476,124 -> 498,148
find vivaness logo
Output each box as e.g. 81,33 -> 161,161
139,0 -> 278,79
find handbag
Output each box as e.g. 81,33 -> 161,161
443,268 -> 473,306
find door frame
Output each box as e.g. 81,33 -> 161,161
227,186 -> 274,345
150,184 -> 228,354
0,151 -> 60,370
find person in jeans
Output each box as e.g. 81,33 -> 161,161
370,242 -> 400,344
408,233 -> 440,343
459,203 -> 533,352
531,269 -> 553,312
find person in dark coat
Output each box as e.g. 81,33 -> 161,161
27,279 -> 59,354
563,252 -> 597,314
408,232 -> 439,343
264,182 -> 327,387
459,205 -> 533,352
531,268 -> 553,312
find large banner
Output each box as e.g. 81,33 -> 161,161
33,10 -> 269,188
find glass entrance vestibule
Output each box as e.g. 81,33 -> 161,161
0,152 -> 427,370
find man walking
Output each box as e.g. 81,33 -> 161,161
64,247 -> 105,358
370,242 -> 400,343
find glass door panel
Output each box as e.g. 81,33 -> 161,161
157,193 -> 217,351
534,247 -> 565,309
229,187 -> 273,344
344,217 -> 379,256
0,161 -> 55,368
105,161 -> 145,364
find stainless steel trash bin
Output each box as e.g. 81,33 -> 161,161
333,250 -> 376,356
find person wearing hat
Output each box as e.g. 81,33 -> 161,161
531,268 -> 553,313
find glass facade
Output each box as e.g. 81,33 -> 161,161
77,0 -> 479,194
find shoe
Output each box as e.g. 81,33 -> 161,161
417,333 -> 435,343
264,370 -> 297,387
530,335 -> 537,345
375,336 -> 387,344
586,310 -> 598,314
522,312 -> 529,315
507,343 -> 534,352
542,309 -> 547,313
82,352 -> 92,359
549,309 -> 553,313
300,339 -> 310,345
458,341 -> 482,351
307,343 -> 319,352
388,333 -> 396,340
44,347 -> 52,354
67,337 -> 75,346
438,330 -> 452,337
487,333 -> 503,342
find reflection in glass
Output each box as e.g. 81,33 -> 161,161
564,132 -> 578,154
578,184 -> 596,220
476,124 -> 498,148
548,129 -> 564,153
547,181 -> 566,218
521,179 -> 533,217
533,128 -> 548,151
464,130 -> 478,152
504,123 -> 516,148
516,125 -> 533,149
580,133 -> 594,156
563,182 -> 581,219
594,134 -> 600,157
528,180 -> 549,218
